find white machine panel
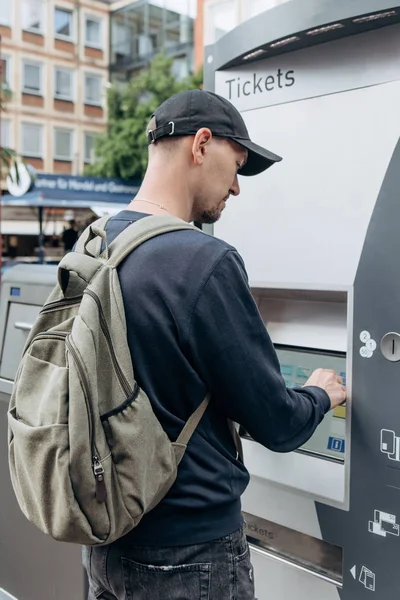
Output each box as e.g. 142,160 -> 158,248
214,25 -> 400,288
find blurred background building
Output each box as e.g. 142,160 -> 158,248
109,0 -> 196,85
1,0 -> 293,178
0,0 -> 110,176
0,0 -> 292,260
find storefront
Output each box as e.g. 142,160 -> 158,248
1,170 -> 139,265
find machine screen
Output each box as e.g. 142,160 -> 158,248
275,347 -> 347,462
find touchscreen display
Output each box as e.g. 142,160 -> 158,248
275,347 -> 347,461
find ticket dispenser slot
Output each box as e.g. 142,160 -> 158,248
243,512 -> 343,587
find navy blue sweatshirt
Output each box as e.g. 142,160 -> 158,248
105,210 -> 330,547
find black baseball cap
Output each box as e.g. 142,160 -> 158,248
147,89 -> 282,176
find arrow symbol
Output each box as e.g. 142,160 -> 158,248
350,566 -> 356,579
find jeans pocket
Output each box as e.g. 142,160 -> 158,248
233,547 -> 255,600
85,546 -> 110,598
122,557 -> 211,600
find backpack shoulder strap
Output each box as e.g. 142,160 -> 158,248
176,395 -> 210,447
75,216 -> 111,257
106,215 -> 200,268
175,395 -> 244,463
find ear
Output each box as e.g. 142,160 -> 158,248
191,128 -> 213,166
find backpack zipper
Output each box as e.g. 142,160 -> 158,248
40,296 -> 82,314
84,289 -> 132,398
65,336 -> 107,503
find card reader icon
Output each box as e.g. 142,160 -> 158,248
368,510 -> 399,538
380,429 -> 400,462
359,566 -> 375,591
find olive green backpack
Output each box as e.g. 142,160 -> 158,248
8,214 -> 212,546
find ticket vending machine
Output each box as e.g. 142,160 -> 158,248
0,265 -> 85,600
204,1 -> 400,599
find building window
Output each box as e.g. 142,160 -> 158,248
54,7 -> 73,40
1,120 -> 11,148
1,56 -> 10,89
0,1 -> 12,27
84,132 -> 97,163
84,73 -> 102,106
165,10 -> 192,49
111,20 -> 131,63
55,68 -> 73,101
85,17 -> 102,48
22,60 -> 43,95
22,0 -> 43,33
21,123 -> 43,157
54,128 -> 73,160
172,57 -> 189,80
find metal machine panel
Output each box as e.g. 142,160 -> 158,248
243,512 -> 342,586
316,138 -> 400,598
0,265 -> 57,386
0,264 -> 86,600
0,392 -> 85,600
0,304 -> 42,380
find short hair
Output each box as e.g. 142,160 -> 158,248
146,116 -> 183,153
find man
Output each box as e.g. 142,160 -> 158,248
62,219 -> 79,252
85,90 -> 346,600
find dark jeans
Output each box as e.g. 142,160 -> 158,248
83,528 -> 255,600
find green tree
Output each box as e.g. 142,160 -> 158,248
86,54 -> 203,180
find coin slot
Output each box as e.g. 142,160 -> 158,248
380,332 -> 400,362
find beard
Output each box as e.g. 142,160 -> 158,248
199,207 -> 223,224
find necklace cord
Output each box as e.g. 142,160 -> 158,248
131,198 -> 169,213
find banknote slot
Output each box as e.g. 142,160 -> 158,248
243,512 -> 343,587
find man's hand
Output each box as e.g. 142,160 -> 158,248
304,368 -> 346,409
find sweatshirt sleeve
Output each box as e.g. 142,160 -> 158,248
187,249 -> 331,452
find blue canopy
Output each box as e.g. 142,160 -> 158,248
2,174 -> 140,209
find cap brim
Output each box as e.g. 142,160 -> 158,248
233,138 -> 282,176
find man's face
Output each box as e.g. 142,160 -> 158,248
192,138 -> 248,224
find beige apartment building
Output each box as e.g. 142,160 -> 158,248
0,0 -> 110,176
